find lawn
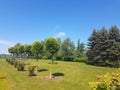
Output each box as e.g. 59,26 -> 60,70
0,59 -> 117,90
0,63 -> 11,90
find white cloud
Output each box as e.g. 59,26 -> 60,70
55,32 -> 66,38
0,40 -> 15,46
0,40 -> 15,54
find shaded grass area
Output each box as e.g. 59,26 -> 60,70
0,59 -> 117,90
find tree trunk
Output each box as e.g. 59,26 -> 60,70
49,55 -> 53,79
36,55 -> 38,71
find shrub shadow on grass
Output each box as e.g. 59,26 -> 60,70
17,69 -> 27,71
29,74 -> 36,77
52,72 -> 64,77
38,69 -> 48,72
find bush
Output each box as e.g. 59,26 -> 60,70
64,56 -> 74,61
6,58 -> 16,65
6,58 -> 10,63
89,69 -> 120,90
56,55 -> 63,60
13,60 -> 19,67
74,56 -> 87,63
7,59 -> 11,63
28,66 -> 36,76
17,62 -> 25,71
6,58 -> 9,62
10,60 -> 14,65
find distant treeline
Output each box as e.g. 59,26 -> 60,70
8,38 -> 86,62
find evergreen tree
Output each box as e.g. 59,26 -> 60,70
87,26 -> 120,67
109,25 -> 120,42
87,29 -> 98,64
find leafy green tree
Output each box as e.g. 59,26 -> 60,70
61,38 -> 75,61
8,45 -> 18,58
56,38 -> 63,60
45,37 -> 59,79
14,43 -> 21,58
8,47 -> 15,57
31,41 -> 43,62
24,44 -> 32,58
17,44 -> 24,59
76,39 -> 85,57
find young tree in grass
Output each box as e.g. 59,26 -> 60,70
24,44 -> 32,58
8,47 -> 16,57
8,46 -> 18,58
17,44 -> 24,59
14,43 -> 21,58
45,37 -> 59,79
31,41 -> 43,68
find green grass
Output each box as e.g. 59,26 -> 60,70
0,59 -> 117,90
0,62 -> 11,90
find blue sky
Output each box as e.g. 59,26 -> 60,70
0,0 -> 120,54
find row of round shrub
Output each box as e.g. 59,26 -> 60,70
6,58 -> 25,71
6,58 -> 36,76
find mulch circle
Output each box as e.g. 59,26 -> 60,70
44,76 -> 58,80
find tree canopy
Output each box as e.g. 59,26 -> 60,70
87,25 -> 120,67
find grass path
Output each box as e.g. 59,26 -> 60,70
0,59 -> 117,90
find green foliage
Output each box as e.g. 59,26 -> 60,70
24,44 -> 32,58
56,55 -> 63,60
6,58 -> 9,62
45,37 -> 59,55
13,60 -> 19,67
28,66 -> 36,76
75,39 -> 85,57
8,47 -> 17,57
89,69 -> 120,90
8,37 -> 86,63
31,41 -> 43,54
6,58 -> 15,65
16,61 -> 25,71
87,26 -> 120,67
61,38 -> 75,57
74,56 -> 87,62
31,41 -> 43,60
6,58 -> 25,71
45,37 -> 59,79
17,45 -> 24,54
64,56 -> 74,61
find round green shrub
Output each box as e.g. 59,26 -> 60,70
13,60 -> 19,67
17,62 -> 25,71
28,66 -> 36,76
